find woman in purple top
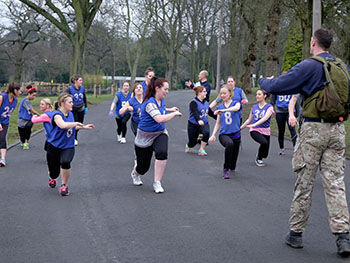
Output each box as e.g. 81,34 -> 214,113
0,83 -> 22,167
241,89 -> 274,167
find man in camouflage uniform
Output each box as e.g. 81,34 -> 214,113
258,28 -> 350,257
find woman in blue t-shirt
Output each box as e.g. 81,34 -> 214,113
186,85 -> 210,156
119,82 -> 143,136
209,85 -> 241,179
109,81 -> 132,144
241,89 -> 274,167
17,85 -> 40,150
140,67 -> 155,96
131,77 -> 182,193
31,98 -> 53,151
270,94 -> 298,154
47,93 -> 94,196
0,83 -> 22,167
65,75 -> 88,146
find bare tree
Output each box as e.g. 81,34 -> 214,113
264,0 -> 281,76
123,0 -> 155,85
0,0 -> 43,82
19,0 -> 103,76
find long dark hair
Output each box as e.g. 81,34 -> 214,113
143,77 -> 168,103
6,83 -> 21,95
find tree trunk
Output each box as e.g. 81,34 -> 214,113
265,0 -> 281,76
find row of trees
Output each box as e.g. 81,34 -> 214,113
0,0 -> 349,92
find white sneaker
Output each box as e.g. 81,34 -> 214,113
117,134 -> 122,142
120,137 -> 126,144
255,158 -> 265,167
74,139 -> 78,146
131,169 -> 143,186
153,181 -> 164,193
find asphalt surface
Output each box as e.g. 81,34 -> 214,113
1,90 -> 350,263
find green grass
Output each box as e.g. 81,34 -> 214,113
6,94 -> 114,146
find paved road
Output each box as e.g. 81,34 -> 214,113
1,90 -> 350,263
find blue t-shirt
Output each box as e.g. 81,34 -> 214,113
69,85 -> 85,106
115,91 -> 132,118
0,93 -> 17,125
128,96 -> 142,123
217,100 -> 241,134
188,99 -> 209,125
251,103 -> 272,129
276,95 -> 292,109
48,111 -> 75,149
18,98 -> 32,120
141,81 -> 148,96
43,111 -> 53,140
138,97 -> 166,132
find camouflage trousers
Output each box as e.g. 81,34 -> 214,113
290,122 -> 349,233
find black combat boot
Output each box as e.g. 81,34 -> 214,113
335,233 -> 350,257
285,230 -> 303,248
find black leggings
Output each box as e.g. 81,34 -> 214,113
130,118 -> 138,136
18,121 -> 33,143
135,133 -> 168,175
72,110 -> 85,140
46,143 -> 75,179
187,121 -> 210,148
115,113 -> 131,137
275,112 -> 297,148
0,123 -> 9,149
250,131 -> 270,160
219,134 -> 241,170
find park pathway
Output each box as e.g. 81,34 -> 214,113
1,90 -> 349,263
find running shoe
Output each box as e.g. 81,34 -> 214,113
223,169 -> 230,179
185,144 -> 190,153
0,158 -> 6,167
279,148 -> 285,155
198,148 -> 207,156
23,142 -> 29,150
48,177 -> 57,188
58,184 -> 70,196
120,137 -> 126,144
117,134 -> 122,142
255,158 -> 265,167
153,181 -> 164,193
74,139 -> 78,146
130,169 -> 143,186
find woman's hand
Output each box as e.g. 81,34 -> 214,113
209,135 -> 216,142
173,111 -> 182,117
198,120 -> 204,126
214,109 -> 224,115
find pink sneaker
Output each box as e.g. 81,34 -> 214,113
58,185 -> 70,196
198,149 -> 207,156
48,178 -> 57,188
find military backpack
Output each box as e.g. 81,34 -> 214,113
303,56 -> 350,122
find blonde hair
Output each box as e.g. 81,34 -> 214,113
54,93 -> 72,110
220,84 -> 233,98
42,98 -> 53,110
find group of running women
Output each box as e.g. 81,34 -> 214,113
0,70 -> 298,196
0,76 -> 94,196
